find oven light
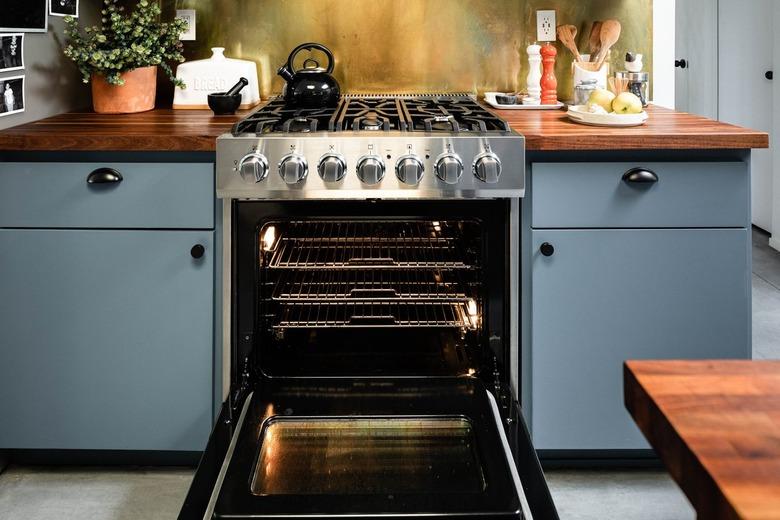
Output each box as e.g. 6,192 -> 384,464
432,221 -> 441,232
262,225 -> 277,252
466,298 -> 479,329
467,368 -> 476,377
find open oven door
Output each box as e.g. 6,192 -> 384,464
179,378 -> 557,519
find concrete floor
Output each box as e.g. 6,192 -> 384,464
1,228 -> 779,520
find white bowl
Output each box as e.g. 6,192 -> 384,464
566,105 -> 649,127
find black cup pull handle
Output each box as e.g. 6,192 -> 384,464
622,167 -> 658,184
87,168 -> 123,184
766,71 -> 773,80
191,244 -> 205,259
540,242 -> 555,257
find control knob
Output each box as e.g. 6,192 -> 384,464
473,152 -> 502,183
356,154 -> 385,185
278,153 -> 308,184
238,153 -> 269,183
318,153 -> 347,182
435,152 -> 464,184
395,154 -> 425,185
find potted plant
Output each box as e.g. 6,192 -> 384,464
63,0 -> 187,114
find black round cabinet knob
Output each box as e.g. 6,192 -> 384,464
766,71 -> 774,81
190,244 -> 205,259
540,242 -> 555,257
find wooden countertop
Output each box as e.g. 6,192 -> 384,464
625,360 -> 780,520
0,104 -> 768,153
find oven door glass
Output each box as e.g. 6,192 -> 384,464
196,378 -> 532,519
252,417 -> 485,495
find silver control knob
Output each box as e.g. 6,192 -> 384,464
395,155 -> 425,185
278,153 -> 308,184
356,155 -> 385,185
238,153 -> 269,183
435,153 -> 464,185
473,152 -> 502,183
318,153 -> 347,182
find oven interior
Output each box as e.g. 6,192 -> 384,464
256,218 -> 492,378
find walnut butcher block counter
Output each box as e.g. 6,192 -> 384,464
0,105 -> 768,152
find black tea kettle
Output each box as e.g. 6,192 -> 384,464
277,42 -> 341,108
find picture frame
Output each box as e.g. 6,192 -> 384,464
0,33 -> 24,72
49,0 -> 79,18
0,1 -> 48,33
0,75 -> 25,118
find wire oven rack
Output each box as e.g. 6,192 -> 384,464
270,269 -> 471,302
265,220 -> 473,270
273,301 -> 470,329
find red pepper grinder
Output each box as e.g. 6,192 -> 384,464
540,42 -> 558,105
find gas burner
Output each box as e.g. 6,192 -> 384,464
336,98 -> 405,132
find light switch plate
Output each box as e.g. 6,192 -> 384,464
536,10 -> 556,42
176,9 -> 196,41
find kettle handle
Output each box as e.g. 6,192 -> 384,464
287,42 -> 334,74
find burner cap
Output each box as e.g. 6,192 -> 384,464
360,112 -> 384,130
361,118 -> 383,130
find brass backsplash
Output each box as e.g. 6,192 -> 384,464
162,0 -> 652,99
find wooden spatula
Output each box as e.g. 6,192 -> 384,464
556,24 -> 582,62
594,19 -> 621,68
588,21 -> 602,61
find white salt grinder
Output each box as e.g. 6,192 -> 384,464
525,43 -> 542,105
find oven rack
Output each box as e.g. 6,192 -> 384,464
265,219 -> 474,270
272,301 -> 473,329
269,269 -> 473,302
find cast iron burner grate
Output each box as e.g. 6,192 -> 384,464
231,94 -> 510,135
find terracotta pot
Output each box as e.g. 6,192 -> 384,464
91,66 -> 157,114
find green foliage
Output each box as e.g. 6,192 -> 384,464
63,0 -> 188,87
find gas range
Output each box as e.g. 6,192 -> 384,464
216,93 -> 525,199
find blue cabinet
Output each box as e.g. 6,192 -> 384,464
529,228 -> 750,450
0,160 -> 217,454
525,160 -> 752,452
0,229 -> 214,451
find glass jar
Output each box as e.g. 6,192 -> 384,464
616,71 -> 649,106
573,79 -> 598,106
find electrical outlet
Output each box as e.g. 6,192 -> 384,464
176,9 -> 197,41
536,10 -> 556,42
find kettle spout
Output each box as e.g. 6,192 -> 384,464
277,65 -> 294,82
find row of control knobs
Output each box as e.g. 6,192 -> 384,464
239,151 -> 502,185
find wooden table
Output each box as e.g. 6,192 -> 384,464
625,360 -> 780,520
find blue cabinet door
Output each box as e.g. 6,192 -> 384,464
0,229 -> 214,451
530,228 -> 750,450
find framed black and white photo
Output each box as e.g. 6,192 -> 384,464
49,0 -> 78,18
0,76 -> 25,117
0,1 -> 48,33
0,34 -> 24,72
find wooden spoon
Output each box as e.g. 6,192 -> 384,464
556,24 -> 582,62
594,19 -> 621,68
588,21 -> 602,61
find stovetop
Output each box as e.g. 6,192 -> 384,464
218,93 -> 524,200
232,94 -> 511,135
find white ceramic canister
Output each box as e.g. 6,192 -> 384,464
173,47 -> 261,110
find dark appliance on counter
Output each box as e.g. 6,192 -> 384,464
179,94 -> 558,519
277,42 -> 341,108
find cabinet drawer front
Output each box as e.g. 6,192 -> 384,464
0,162 -> 213,229
531,162 -> 749,228
0,229 -> 214,451
530,228 -> 750,450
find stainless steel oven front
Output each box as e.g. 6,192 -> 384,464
178,198 -> 557,520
